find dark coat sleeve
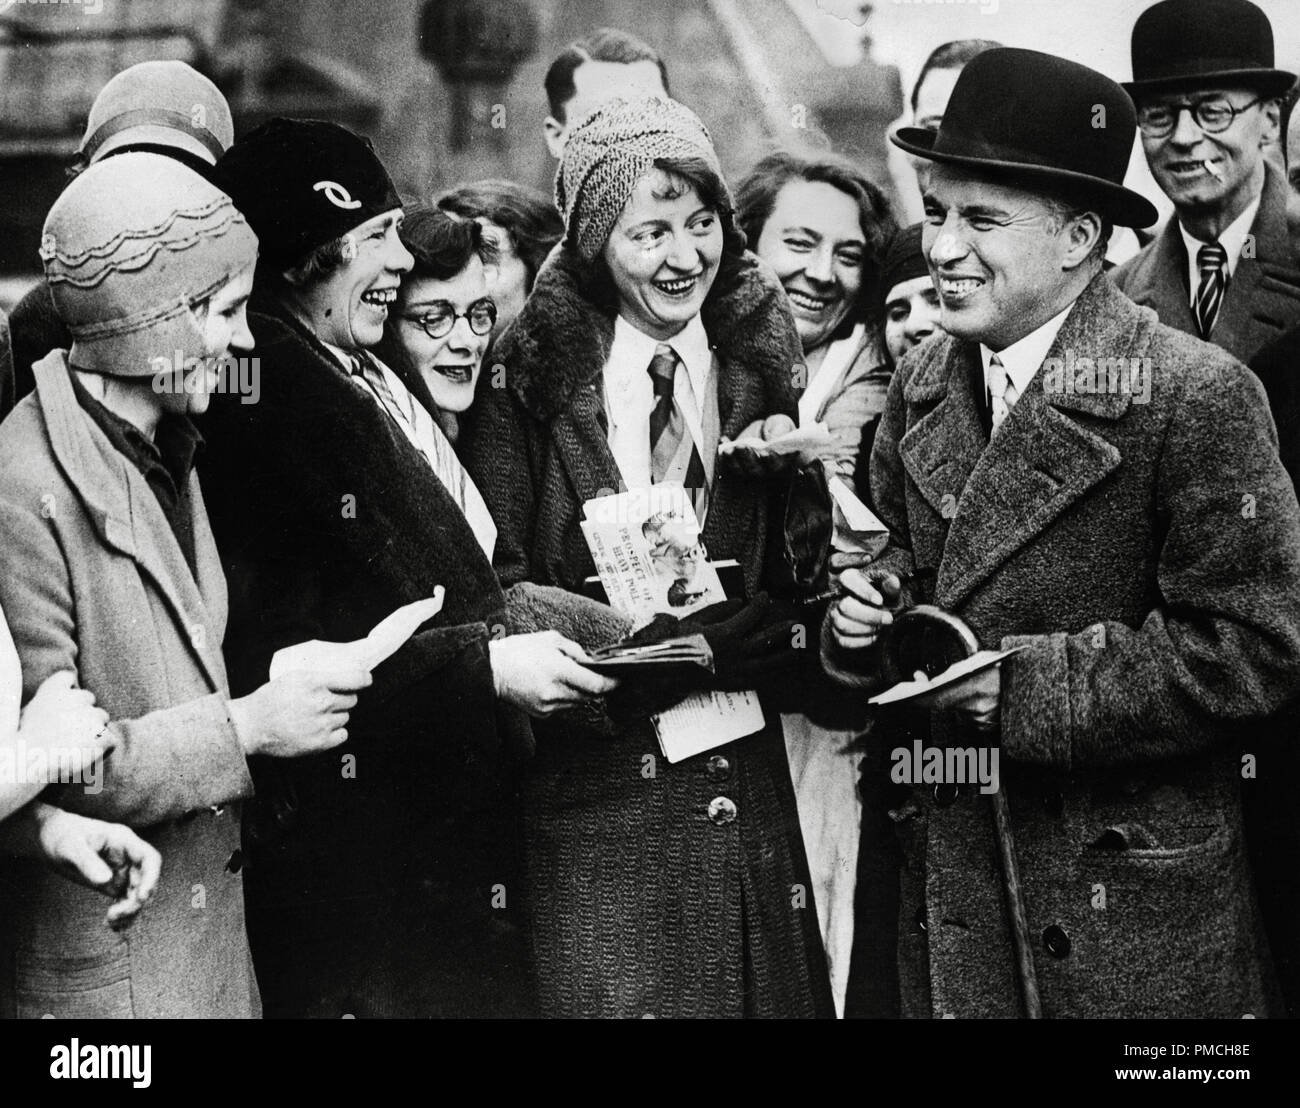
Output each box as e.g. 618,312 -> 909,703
1249,326 -> 1300,491
200,327 -> 500,720
1000,357 -> 1300,770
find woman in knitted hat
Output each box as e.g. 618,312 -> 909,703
737,150 -> 897,494
202,119 -> 617,1017
461,96 -> 836,1018
0,152 -> 369,1018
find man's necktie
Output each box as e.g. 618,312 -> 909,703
987,353 -> 1011,432
1195,241 -> 1228,339
648,344 -> 706,491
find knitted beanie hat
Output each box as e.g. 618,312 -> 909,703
211,117 -> 403,270
41,153 -> 259,378
881,222 -> 930,299
80,60 -> 235,167
556,96 -> 730,261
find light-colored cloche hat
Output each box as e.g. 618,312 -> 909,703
41,152 -> 259,377
79,60 -> 235,167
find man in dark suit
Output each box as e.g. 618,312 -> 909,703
1112,0 -> 1300,364
824,47 -> 1300,1017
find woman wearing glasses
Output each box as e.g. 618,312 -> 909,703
200,122 -> 616,1017
379,208 -> 499,444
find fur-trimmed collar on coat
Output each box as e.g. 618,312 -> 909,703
494,245 -> 801,422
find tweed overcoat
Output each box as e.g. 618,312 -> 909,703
0,353 -> 258,1018
461,246 -> 835,1018
824,274 -> 1300,1018
198,294 -> 542,1017
1112,161 -> 1300,365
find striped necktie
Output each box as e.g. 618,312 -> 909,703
648,343 -> 706,492
987,353 -> 1011,432
1194,241 -> 1228,340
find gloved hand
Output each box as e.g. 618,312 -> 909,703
608,594 -> 821,722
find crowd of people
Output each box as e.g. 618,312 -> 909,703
1,0 -> 1299,1020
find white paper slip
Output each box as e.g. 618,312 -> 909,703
828,477 -> 889,534
269,589 -> 446,679
867,646 -> 1025,706
652,688 -> 766,763
717,422 -> 834,458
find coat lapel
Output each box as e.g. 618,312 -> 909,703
34,354 -> 227,693
898,341 -> 988,524
1211,162 -> 1300,360
914,278 -> 1135,609
1129,219 -> 1198,335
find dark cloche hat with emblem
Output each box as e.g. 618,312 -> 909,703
1124,0 -> 1296,100
211,117 -> 403,270
892,48 -> 1159,229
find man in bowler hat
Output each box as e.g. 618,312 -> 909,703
823,47 -> 1300,1017
1113,0 -> 1300,364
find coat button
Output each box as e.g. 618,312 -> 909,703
707,796 -> 738,825
914,904 -> 928,933
225,849 -> 244,874
1043,925 -> 1071,958
705,754 -> 732,781
933,783 -> 961,807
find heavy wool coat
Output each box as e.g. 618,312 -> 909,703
0,353 -> 258,1018
824,274 -> 1300,1018
198,294 -> 541,1017
1112,160 -> 1300,364
461,246 -> 834,1018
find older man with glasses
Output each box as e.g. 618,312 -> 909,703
1112,0 -> 1300,363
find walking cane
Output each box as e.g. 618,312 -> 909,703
880,603 -> 1043,1018
991,786 -> 1042,1018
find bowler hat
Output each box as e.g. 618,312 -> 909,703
1124,0 -> 1295,100
892,48 -> 1159,228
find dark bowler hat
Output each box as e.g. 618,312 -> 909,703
892,48 -> 1159,229
1124,0 -> 1295,100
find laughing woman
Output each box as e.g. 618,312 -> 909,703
463,97 -> 834,1018
737,151 -> 896,494
375,208 -> 497,443
202,121 -> 615,1017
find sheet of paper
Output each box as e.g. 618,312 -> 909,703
867,646 -> 1025,706
269,589 -> 446,679
653,688 -> 765,763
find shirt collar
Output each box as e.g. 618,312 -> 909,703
979,300 -> 1076,396
1178,191 -> 1261,280
612,313 -> 712,397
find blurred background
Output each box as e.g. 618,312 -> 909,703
2,0 -> 1298,301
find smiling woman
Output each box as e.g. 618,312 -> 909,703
461,96 -> 836,1019
737,150 -> 897,491
198,118 -> 596,1018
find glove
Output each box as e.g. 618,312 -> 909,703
608,594 -> 821,723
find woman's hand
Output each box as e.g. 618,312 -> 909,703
720,414 -> 805,478
32,803 -> 162,930
489,631 -> 619,717
230,668 -> 373,758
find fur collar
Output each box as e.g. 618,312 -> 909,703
494,245 -> 801,421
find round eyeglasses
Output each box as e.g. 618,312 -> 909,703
401,298 -> 497,339
1136,95 -> 1267,139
